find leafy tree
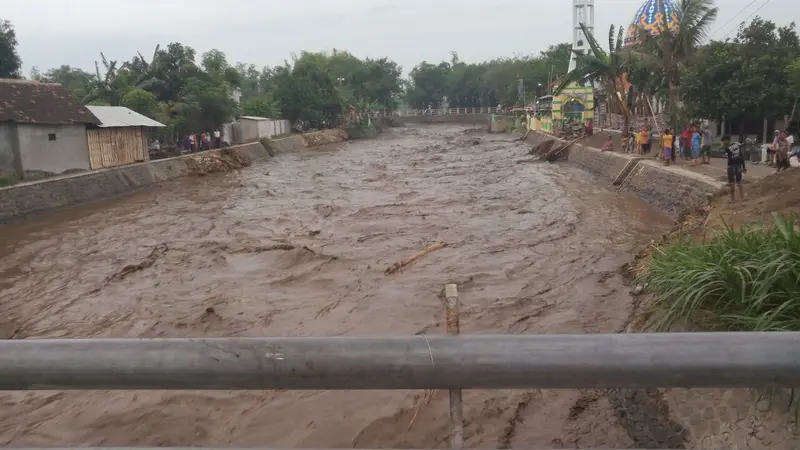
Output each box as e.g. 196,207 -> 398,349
201,49 -> 240,87
405,61 -> 451,108
732,19 -> 800,121
403,44 -> 570,109
556,24 -> 631,134
681,41 -> 763,126
147,42 -> 200,103
241,95 -> 282,118
682,17 -> 800,133
179,76 -> 237,132
629,0 -> 719,128
787,58 -> 800,122
0,19 -> 21,78
121,88 -> 159,118
41,65 -> 95,101
272,53 -> 342,127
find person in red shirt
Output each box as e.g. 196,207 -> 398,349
680,127 -> 692,160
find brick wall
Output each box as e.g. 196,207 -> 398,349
0,142 -> 269,224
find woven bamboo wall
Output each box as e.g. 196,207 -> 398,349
87,127 -> 149,169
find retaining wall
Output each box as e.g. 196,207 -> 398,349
266,129 -> 351,153
0,142 -> 269,224
566,143 -> 643,183
525,131 -> 723,218
618,161 -> 724,218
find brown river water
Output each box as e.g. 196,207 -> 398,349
0,125 -> 673,448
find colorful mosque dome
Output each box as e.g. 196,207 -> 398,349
623,0 -> 682,48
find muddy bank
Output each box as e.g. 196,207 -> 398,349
0,125 -> 678,448
0,142 -> 268,224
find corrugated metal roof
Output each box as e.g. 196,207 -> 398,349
238,115 -> 273,121
86,106 -> 165,128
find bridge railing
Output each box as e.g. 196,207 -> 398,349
2,332 -> 799,450
389,107 -> 498,117
2,333 -> 799,391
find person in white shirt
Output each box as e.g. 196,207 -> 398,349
213,129 -> 221,148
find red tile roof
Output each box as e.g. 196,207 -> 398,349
0,79 -> 100,125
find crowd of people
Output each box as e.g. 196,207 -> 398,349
180,130 -> 223,153
596,122 -> 798,202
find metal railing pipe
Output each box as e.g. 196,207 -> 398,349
1,333 -> 800,391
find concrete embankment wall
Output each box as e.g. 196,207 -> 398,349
1,129 -> 354,224
265,129 -> 350,153
525,132 -> 724,218
0,142 -> 268,224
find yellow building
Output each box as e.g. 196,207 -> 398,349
553,85 -> 594,122
530,85 -> 594,135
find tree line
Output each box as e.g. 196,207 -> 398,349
0,17 -> 574,142
6,0 -> 799,142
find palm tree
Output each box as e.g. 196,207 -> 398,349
629,0 -> 719,128
555,23 -> 631,138
83,53 -> 122,105
123,45 -> 168,92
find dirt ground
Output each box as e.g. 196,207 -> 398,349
0,125 -> 675,448
707,169 -> 800,229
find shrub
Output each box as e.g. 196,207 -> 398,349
644,213 -> 800,331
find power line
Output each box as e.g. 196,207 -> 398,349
720,0 -> 773,40
711,0 -> 759,38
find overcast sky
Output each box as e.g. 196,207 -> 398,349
4,0 -> 794,76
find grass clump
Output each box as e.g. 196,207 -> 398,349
643,213 -> 800,331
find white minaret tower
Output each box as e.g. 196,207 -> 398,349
569,0 -> 595,72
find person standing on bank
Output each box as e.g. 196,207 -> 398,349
775,130 -> 791,173
722,135 -> 746,201
701,125 -> 713,164
691,125 -> 702,167
662,129 -> 674,166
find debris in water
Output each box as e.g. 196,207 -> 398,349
385,241 -> 447,275
107,243 -> 169,282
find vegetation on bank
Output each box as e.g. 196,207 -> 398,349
642,213 -> 800,332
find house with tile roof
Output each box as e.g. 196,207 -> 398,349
0,79 -> 100,181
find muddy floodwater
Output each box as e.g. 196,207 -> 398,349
0,125 -> 673,448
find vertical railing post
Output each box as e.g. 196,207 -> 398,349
445,284 -> 463,449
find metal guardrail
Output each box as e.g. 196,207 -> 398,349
2,333 -> 800,390
367,107 -> 498,117
4,284 -> 797,450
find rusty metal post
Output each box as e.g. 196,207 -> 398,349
445,284 -> 464,449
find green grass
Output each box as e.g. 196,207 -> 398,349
643,213 -> 800,332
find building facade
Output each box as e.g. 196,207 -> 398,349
0,79 -> 100,181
